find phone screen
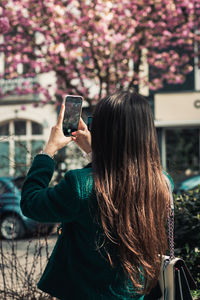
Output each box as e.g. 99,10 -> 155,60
63,95 -> 83,136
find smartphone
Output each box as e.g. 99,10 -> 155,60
62,95 -> 83,136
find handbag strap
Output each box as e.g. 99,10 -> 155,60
164,176 -> 175,260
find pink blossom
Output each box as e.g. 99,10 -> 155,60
163,30 -> 171,37
82,41 -> 90,47
0,0 -> 199,105
0,17 -> 10,33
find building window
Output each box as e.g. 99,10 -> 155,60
14,141 -> 27,176
0,120 -> 45,177
32,121 -> 43,135
166,128 -> 200,181
0,142 -> 9,177
0,123 -> 9,136
31,140 -> 44,157
14,120 -> 26,135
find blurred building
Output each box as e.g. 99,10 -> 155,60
0,76 -> 57,177
0,68 -> 90,177
152,51 -> 200,181
0,41 -> 199,180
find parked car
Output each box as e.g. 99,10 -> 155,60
0,177 -> 55,240
174,174 -> 200,194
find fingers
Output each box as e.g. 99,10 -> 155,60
71,130 -> 83,139
71,129 -> 92,154
78,117 -> 87,130
57,103 -> 65,128
71,133 -> 79,144
72,118 -> 86,136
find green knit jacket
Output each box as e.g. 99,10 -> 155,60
21,154 -> 146,300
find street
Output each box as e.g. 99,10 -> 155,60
0,234 -> 57,299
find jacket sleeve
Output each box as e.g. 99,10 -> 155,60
20,154 -> 80,223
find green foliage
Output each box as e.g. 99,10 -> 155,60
192,289 -> 200,300
174,186 -> 200,291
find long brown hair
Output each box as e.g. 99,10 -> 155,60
91,90 -> 170,294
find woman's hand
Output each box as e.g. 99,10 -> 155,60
72,118 -> 92,154
43,103 -> 72,157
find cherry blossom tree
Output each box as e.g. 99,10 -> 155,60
0,0 -> 200,106
0,17 -> 10,34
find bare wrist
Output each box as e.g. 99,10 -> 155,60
43,144 -> 57,157
39,151 -> 54,159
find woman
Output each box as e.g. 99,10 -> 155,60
21,89 -> 172,300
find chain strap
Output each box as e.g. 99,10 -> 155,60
167,209 -> 175,259
165,175 -> 175,260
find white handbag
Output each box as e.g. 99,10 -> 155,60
145,177 -> 196,300
158,178 -> 196,300
159,255 -> 196,300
